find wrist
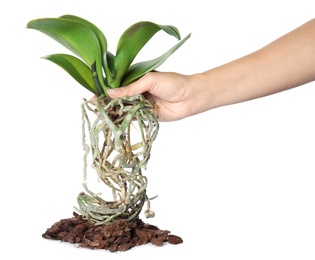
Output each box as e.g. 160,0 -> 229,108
187,72 -> 223,115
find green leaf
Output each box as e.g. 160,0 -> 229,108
59,14 -> 114,82
121,33 -> 191,86
111,21 -> 182,88
27,18 -> 106,95
43,53 -> 99,95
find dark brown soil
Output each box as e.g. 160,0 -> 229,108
42,212 -> 183,252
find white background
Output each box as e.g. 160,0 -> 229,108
1,1 -> 315,259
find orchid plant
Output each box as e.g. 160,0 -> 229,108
27,14 -> 190,225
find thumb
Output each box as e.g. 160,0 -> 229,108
107,87 -> 127,99
107,74 -> 153,99
107,85 -> 142,99
107,84 -> 141,99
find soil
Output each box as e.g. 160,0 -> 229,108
42,212 -> 183,252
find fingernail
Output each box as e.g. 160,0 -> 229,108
107,88 -> 118,97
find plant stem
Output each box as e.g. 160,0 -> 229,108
91,62 -> 105,96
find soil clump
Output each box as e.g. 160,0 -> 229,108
42,212 -> 183,252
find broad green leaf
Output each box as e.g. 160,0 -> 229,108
111,21 -> 182,88
59,14 -> 114,82
121,33 -> 191,86
27,18 -> 100,67
43,54 -> 99,95
27,18 -> 106,95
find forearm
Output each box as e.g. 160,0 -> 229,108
190,18 -> 315,114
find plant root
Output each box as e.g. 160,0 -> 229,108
78,95 -> 159,225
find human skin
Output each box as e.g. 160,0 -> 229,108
108,18 -> 315,122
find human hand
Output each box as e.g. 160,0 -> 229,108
107,72 -> 196,122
